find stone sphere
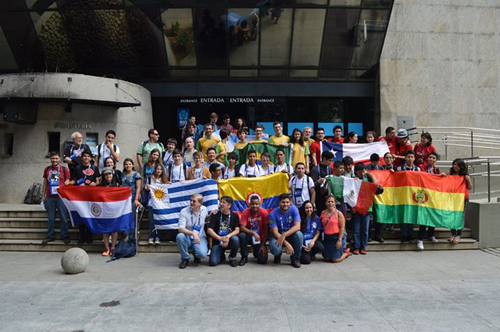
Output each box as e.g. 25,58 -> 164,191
61,248 -> 89,274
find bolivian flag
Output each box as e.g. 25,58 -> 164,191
370,171 -> 466,229
217,172 -> 289,212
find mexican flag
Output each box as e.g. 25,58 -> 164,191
325,176 -> 378,215
370,171 -> 466,228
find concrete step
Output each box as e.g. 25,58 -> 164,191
0,228 -> 153,241
0,238 -> 478,253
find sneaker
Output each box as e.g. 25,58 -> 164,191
291,259 -> 301,268
148,238 -> 154,245
229,259 -> 238,267
417,240 -> 424,250
154,237 -> 161,245
42,237 -> 54,245
274,255 -> 281,264
429,236 -> 439,243
360,250 -> 367,255
102,249 -> 111,256
373,237 -> 385,243
194,257 -> 201,264
238,256 -> 248,266
353,249 -> 359,255
62,237 -> 71,244
179,259 -> 189,269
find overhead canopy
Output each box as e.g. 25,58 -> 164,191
0,0 -> 393,82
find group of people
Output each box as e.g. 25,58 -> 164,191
40,113 -> 472,264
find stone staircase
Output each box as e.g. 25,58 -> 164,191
0,206 -> 478,253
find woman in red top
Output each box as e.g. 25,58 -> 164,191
414,132 -> 437,168
320,195 -> 349,263
449,159 -> 472,244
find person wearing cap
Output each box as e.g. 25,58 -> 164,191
99,166 -> 120,256
394,129 -> 413,168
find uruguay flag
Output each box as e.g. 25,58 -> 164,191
58,186 -> 133,234
149,178 -> 219,230
321,141 -> 390,164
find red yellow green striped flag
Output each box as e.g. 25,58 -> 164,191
370,171 -> 466,229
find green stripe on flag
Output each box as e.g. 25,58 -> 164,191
326,176 -> 344,204
236,143 -> 291,166
374,204 -> 464,229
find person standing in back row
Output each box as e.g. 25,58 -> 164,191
63,131 -> 92,176
95,130 -> 120,173
136,129 -> 165,171
41,151 -> 71,245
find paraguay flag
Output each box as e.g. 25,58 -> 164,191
58,186 -> 133,234
149,179 -> 219,230
321,141 -> 390,164
218,172 -> 289,213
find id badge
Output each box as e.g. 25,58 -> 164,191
50,186 -> 59,195
252,236 -> 261,245
294,189 -> 303,205
191,224 -> 202,239
322,233 -> 325,241
305,239 -> 312,247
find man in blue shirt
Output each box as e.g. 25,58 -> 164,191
269,193 -> 304,268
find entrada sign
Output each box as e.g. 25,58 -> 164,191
54,122 -> 92,129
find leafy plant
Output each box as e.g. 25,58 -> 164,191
171,22 -> 180,36
176,32 -> 192,48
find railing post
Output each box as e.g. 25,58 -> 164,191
444,135 -> 448,161
470,130 -> 474,158
487,160 -> 491,203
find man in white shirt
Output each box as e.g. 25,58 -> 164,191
95,130 -> 120,172
273,148 -> 293,174
176,194 -> 209,269
289,163 -> 315,208
239,150 -> 265,178
202,147 -> 225,171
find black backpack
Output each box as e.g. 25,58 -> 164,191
24,182 -> 43,204
109,238 -> 137,261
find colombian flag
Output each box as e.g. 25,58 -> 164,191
217,172 -> 290,213
370,171 -> 466,229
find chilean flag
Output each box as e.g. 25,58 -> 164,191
58,186 -> 133,234
321,141 -> 390,164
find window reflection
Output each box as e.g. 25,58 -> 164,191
162,8 -> 196,66
194,8 -> 228,68
227,8 -> 259,66
260,5 -> 292,66
329,0 -> 361,6
291,9 -> 325,66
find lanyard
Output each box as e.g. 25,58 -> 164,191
71,144 -> 82,155
224,167 -> 235,179
171,165 -> 184,182
293,176 -> 305,190
191,210 -> 202,228
306,217 -> 315,235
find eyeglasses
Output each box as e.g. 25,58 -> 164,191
153,133 -> 159,136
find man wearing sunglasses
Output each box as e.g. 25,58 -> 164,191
137,128 -> 165,170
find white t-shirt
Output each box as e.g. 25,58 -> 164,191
169,164 -> 189,183
274,163 -> 293,174
289,175 -> 314,207
97,142 -> 120,172
239,164 -> 265,177
261,165 -> 274,176
223,167 -> 237,179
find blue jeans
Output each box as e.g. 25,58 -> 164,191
45,196 -> 69,239
176,233 -> 208,261
270,231 -> 303,261
352,212 -> 371,250
239,233 -> 268,264
209,236 -> 240,266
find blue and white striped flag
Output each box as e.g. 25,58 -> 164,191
149,179 -> 219,230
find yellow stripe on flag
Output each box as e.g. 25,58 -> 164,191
374,186 -> 465,212
217,172 -> 290,201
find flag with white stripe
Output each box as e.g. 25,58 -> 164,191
321,141 -> 390,164
58,186 -> 133,234
149,178 -> 219,230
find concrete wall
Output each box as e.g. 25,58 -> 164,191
379,0 -> 500,159
467,201 -> 500,249
0,74 -> 153,203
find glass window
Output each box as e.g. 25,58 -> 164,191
296,0 -> 327,5
169,69 -> 198,78
349,9 -> 390,69
329,0 -> 361,6
194,8 -> 228,68
290,9 -> 326,66
259,69 -> 288,78
289,70 -> 318,78
162,8 -> 197,66
227,8 -> 258,66
230,69 -> 258,77
0,26 -> 18,70
199,69 -> 227,77
348,123 -> 363,136
287,123 -> 314,136
260,6 -> 292,66
317,99 -> 344,122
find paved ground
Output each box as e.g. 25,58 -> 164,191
1,250 -> 500,332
